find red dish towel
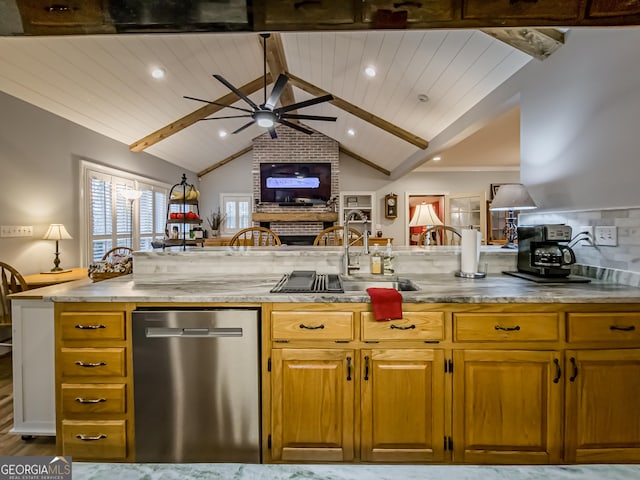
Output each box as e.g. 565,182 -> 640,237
366,287 -> 403,321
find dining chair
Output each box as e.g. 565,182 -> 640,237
101,246 -> 134,262
417,226 -> 462,246
313,226 -> 363,246
230,227 -> 282,246
0,262 -> 28,346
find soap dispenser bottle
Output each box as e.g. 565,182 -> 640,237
383,239 -> 394,276
370,245 -> 382,274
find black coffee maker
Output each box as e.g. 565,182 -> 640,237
517,224 -> 576,277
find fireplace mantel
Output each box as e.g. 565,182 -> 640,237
252,212 -> 338,223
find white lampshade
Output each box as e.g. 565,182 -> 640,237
490,184 -> 537,211
409,203 -> 444,227
43,224 -> 73,240
120,189 -> 143,201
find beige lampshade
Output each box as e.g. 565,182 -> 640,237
409,203 -> 444,227
43,224 -> 73,240
490,184 -> 537,211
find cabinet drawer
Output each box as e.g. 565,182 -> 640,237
264,0 -> 355,25
60,312 -> 125,340
568,312 -> 640,343
362,0 -> 455,23
362,311 -> 444,341
61,420 -> 126,460
454,313 -> 559,342
61,384 -> 126,414
272,311 -> 354,341
60,348 -> 125,377
462,0 -> 580,20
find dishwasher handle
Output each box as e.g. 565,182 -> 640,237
145,327 -> 243,338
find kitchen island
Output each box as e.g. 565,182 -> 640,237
20,247 -> 640,465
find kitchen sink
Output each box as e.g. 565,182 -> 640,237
341,278 -> 420,292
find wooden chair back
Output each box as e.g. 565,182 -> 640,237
230,227 -> 281,247
417,226 -> 462,246
313,226 -> 363,246
1,262 -> 28,327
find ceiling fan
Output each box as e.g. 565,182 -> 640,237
184,33 -> 337,139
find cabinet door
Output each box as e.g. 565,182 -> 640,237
361,349 -> 447,462
565,349 -> 640,463
271,348 -> 355,462
452,350 -> 563,464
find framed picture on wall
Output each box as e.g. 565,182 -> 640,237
490,183 -> 518,200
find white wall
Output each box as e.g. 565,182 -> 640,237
0,91 -> 195,275
520,27 -> 640,210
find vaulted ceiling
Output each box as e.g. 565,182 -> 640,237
0,29 -> 534,177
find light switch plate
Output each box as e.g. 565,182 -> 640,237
595,226 -> 617,246
1,225 -> 34,237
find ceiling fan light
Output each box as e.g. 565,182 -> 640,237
255,112 -> 274,128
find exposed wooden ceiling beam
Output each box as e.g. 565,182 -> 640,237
481,28 -> 565,61
129,74 -> 271,152
286,72 -> 429,150
339,146 -> 390,176
264,32 -> 297,109
198,145 -> 253,178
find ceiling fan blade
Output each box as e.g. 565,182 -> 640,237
264,74 -> 289,110
183,96 -> 253,113
268,127 -> 278,139
232,121 -> 256,134
281,113 -> 337,122
200,114 -> 252,121
278,119 -> 314,135
275,94 -> 334,114
213,74 -> 259,110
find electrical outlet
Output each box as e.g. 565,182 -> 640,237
579,226 -> 594,245
595,226 -> 618,246
1,225 -> 34,237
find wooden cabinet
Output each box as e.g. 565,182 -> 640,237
362,0 -> 455,23
261,0 -> 356,26
55,304 -> 132,461
271,348 -> 355,461
564,311 -> 640,463
462,0 -> 580,20
452,349 -> 563,464
361,348 -> 446,462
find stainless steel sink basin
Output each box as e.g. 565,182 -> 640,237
341,278 -> 420,292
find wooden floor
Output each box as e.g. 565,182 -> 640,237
0,353 -> 56,456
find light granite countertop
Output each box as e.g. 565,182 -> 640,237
37,272 -> 640,304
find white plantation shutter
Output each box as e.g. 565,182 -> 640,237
221,194 -> 252,235
85,164 -> 169,263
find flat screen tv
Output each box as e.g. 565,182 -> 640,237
259,162 -> 332,204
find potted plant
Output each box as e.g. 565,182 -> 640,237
206,208 -> 226,237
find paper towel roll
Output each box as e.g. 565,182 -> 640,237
461,229 -> 481,274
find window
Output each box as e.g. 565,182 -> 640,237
221,194 -> 252,235
82,162 -> 169,263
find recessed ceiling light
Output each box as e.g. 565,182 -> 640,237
364,66 -> 376,78
218,130 -> 228,138
347,128 -> 356,136
151,67 -> 165,79
432,156 -> 441,161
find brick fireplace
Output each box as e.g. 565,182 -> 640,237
252,126 -> 340,244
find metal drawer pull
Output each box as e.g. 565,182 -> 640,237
569,357 -> 578,382
495,325 -> 521,332
76,433 -> 107,441
394,1 -> 423,8
75,397 -> 107,404
610,325 -> 636,332
346,356 -> 352,381
390,324 -> 416,330
299,323 -> 325,330
75,361 -> 107,368
553,358 -> 562,384
75,324 -> 106,330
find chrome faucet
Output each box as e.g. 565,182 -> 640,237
343,209 -> 370,275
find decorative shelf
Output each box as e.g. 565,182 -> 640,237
252,212 -> 339,223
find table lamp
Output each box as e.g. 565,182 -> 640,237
489,184 -> 537,249
43,224 -> 73,272
409,203 -> 443,246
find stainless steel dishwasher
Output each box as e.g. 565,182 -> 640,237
132,307 -> 261,463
